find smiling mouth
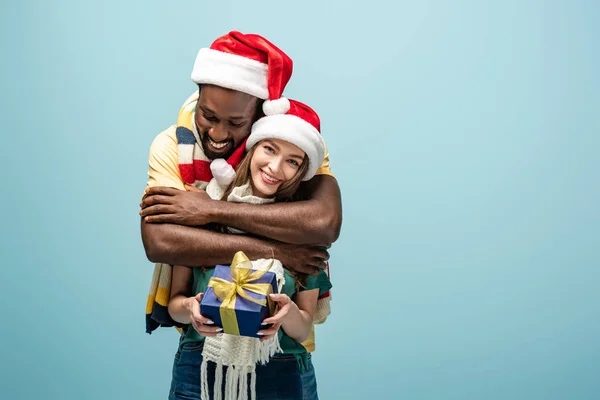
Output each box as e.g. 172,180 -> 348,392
261,170 -> 281,185
205,135 -> 230,150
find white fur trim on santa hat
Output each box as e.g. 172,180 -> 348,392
263,97 -> 290,116
191,48 -> 269,99
247,114 -> 325,181
210,158 -> 236,186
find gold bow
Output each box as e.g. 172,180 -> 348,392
207,251 -> 274,335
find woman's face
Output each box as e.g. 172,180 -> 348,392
250,139 -> 306,198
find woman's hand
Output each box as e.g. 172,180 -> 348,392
257,293 -> 297,342
184,293 -> 222,337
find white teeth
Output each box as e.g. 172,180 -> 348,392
209,138 -> 228,149
261,171 -> 279,183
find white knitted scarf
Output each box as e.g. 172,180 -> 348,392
202,180 -> 285,400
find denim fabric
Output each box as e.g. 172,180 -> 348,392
168,341 -> 208,400
168,341 -> 319,400
254,354 -> 303,399
299,356 -> 319,400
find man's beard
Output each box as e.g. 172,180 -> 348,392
199,130 -> 235,160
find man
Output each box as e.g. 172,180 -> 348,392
140,31 -> 342,352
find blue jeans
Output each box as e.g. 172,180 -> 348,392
169,341 -> 319,400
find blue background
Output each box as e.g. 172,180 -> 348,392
1,1 -> 599,399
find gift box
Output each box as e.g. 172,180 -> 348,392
200,252 -> 278,338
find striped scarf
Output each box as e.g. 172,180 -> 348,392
145,91 -> 246,333
176,91 -> 247,190
145,92 -> 331,337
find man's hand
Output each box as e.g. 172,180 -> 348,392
274,242 -> 330,275
140,186 -> 215,226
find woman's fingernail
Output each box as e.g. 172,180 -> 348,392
215,327 -> 223,332
261,322 -> 268,325
204,320 -> 214,325
269,294 -> 276,298
256,332 -> 265,336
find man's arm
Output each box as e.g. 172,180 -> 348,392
140,127 -> 338,269
215,175 -> 342,245
141,219 -> 330,274
142,175 -> 342,245
141,130 -> 342,245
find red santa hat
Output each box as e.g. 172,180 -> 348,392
246,100 -> 325,181
191,31 -> 292,100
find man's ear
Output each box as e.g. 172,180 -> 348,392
254,99 -> 266,121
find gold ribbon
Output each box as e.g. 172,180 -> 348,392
207,251 -> 274,335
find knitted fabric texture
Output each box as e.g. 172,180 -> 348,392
200,181 -> 282,400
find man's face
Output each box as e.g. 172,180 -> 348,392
195,84 -> 260,160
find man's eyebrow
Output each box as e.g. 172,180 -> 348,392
228,115 -> 246,120
199,106 -> 215,114
200,106 -> 245,120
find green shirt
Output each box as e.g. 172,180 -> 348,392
180,266 -> 332,360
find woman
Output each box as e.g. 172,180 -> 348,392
168,99 -> 331,400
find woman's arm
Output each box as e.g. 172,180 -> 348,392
167,265 -> 194,324
258,289 -> 318,343
168,265 -> 222,336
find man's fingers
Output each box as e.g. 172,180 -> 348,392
307,257 -> 327,270
312,249 -> 330,261
287,260 -> 325,275
140,195 -> 174,209
301,259 -> 325,276
143,215 -> 179,224
145,186 -> 179,197
292,264 -> 317,275
140,204 -> 174,217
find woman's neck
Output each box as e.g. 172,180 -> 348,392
249,179 -> 276,200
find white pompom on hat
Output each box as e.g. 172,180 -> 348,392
209,158 -> 236,186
